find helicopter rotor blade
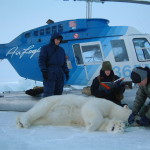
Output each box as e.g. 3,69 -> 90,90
63,0 -> 150,5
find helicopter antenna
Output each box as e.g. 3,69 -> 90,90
46,19 -> 54,24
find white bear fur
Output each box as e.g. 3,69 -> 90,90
16,94 -> 131,133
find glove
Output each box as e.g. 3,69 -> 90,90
65,72 -> 69,81
42,71 -> 48,80
128,112 -> 136,124
136,116 -> 150,126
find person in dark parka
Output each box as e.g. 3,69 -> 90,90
90,61 -> 125,106
38,32 -> 69,97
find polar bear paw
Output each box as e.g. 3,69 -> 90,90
109,120 -> 125,133
16,115 -> 30,128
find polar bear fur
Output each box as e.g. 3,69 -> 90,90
16,94 -> 131,133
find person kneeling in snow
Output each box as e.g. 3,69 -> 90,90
90,61 -> 125,106
128,67 -> 150,126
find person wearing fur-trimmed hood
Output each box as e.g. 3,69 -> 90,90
128,66 -> 150,126
90,61 -> 125,106
38,32 -> 69,97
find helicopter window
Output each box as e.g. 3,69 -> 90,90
81,44 -> 103,64
73,44 -> 84,65
52,26 -> 57,34
133,38 -> 150,61
25,32 -> 30,38
73,42 -> 103,65
45,27 -> 51,34
40,29 -> 44,35
58,24 -> 63,33
34,31 -> 38,36
111,40 -> 129,62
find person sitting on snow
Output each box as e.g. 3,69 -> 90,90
128,66 -> 150,126
90,61 -> 125,106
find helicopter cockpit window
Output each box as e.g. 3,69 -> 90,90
25,33 -> 30,38
52,26 -> 57,34
34,31 -> 38,36
45,27 -> 51,34
40,29 -> 44,35
73,42 -> 103,65
111,40 -> 129,62
133,38 -> 150,61
58,24 -> 63,33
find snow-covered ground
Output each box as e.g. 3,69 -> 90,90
0,80 -> 150,150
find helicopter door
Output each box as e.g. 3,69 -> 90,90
73,41 -> 103,80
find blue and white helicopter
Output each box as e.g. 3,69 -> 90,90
0,0 -> 150,86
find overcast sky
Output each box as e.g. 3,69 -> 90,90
0,0 -> 150,82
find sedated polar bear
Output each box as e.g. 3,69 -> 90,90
16,94 -> 131,133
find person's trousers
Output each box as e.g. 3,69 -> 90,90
43,78 -> 64,97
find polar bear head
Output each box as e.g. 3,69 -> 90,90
110,105 -> 132,122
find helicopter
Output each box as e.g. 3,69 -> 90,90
0,0 -> 150,86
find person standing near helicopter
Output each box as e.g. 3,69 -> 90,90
38,32 -> 69,97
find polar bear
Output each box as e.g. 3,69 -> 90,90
16,94 -> 131,133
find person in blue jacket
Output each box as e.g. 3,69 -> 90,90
38,32 -> 69,97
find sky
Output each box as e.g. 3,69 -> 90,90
0,0 -> 150,82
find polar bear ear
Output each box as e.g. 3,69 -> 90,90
123,105 -> 129,109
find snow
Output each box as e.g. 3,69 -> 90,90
0,79 -> 43,93
0,81 -> 150,150
1,111 -> 150,150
